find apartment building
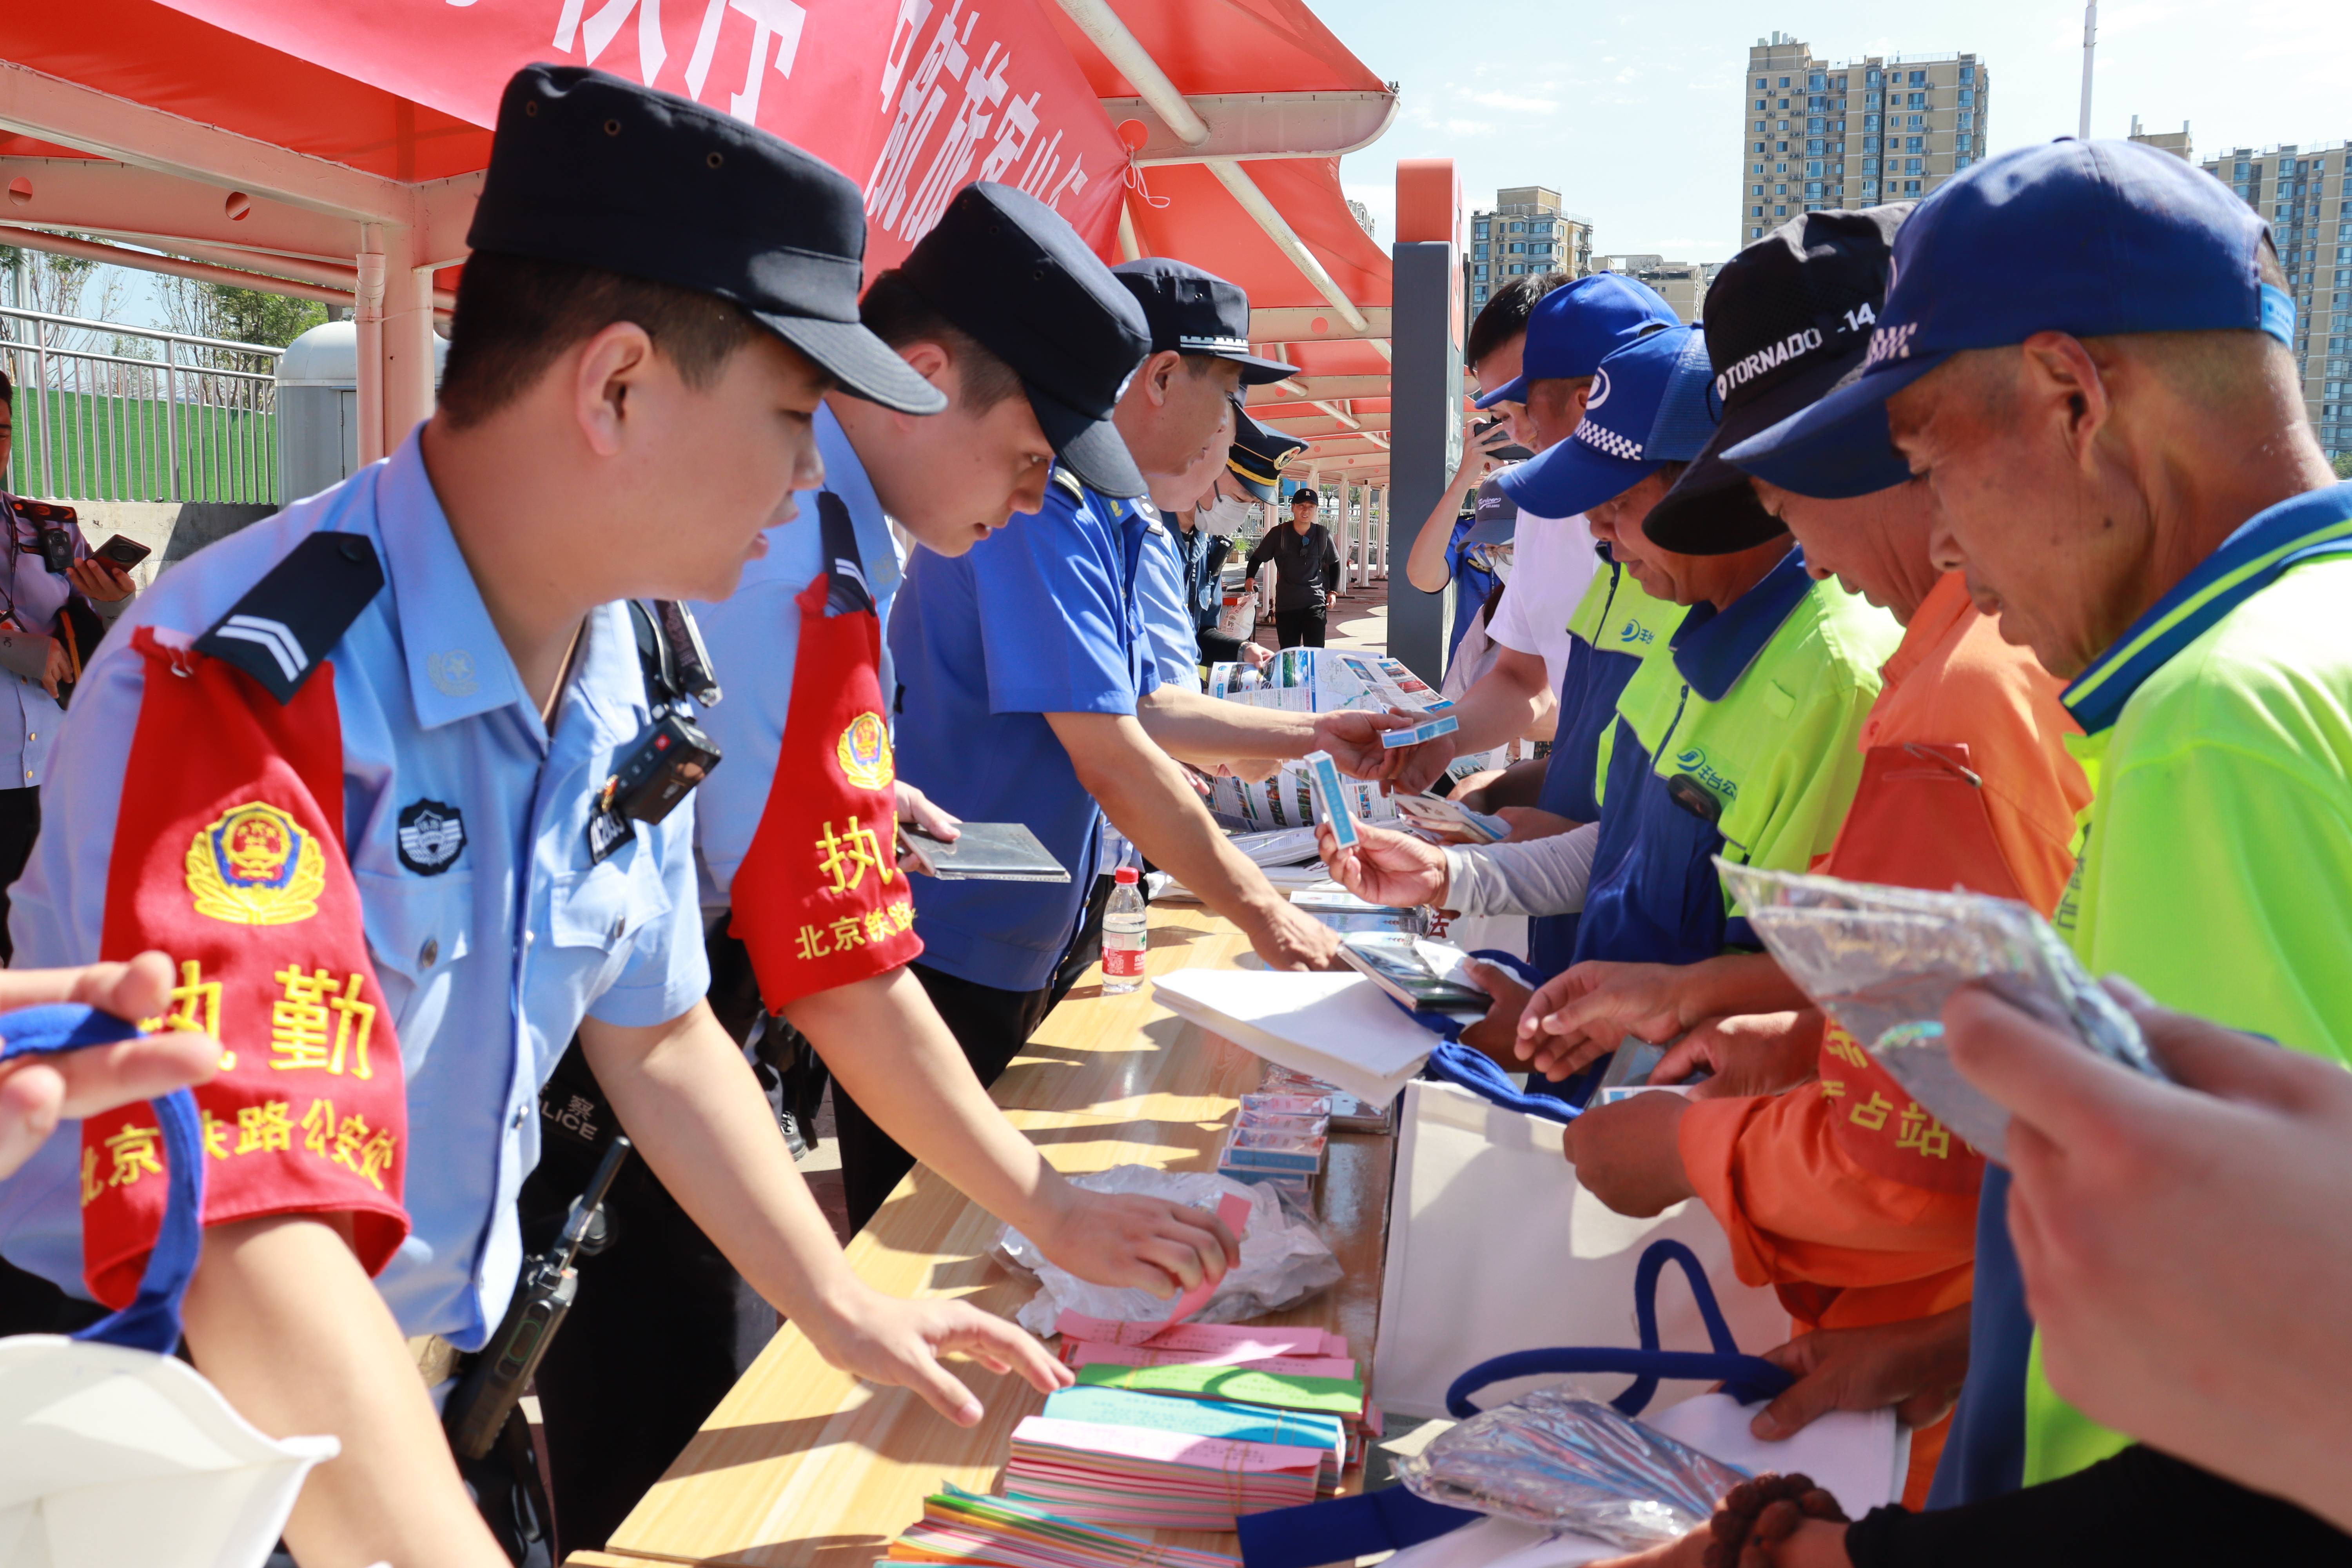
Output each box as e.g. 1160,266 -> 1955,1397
1592,255 -> 1722,323
2201,139 -> 2350,461
1738,32 -> 1989,245
1466,186 -> 1595,317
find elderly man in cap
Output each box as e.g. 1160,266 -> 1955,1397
0,67 -> 1070,1568
1513,208 -> 2091,1506
1719,137 -> 2352,1531
1327,321 -> 1900,1080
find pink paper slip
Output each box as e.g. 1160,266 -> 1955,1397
1064,1343 -> 1360,1381
1008,1417 -> 1327,1475
1053,1312 -> 1350,1360
1164,1193 -> 1255,1323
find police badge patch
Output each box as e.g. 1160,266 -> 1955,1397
185,802 -> 324,925
396,799 -> 467,875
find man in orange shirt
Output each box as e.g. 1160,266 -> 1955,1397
1515,210 -> 2090,1503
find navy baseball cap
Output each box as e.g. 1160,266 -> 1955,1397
1474,273 -> 1679,408
469,65 -> 944,415
1725,138 -> 2294,499
1494,323 -> 1718,520
1646,206 -> 1909,554
1463,472 -> 1519,546
1112,259 -> 1298,384
900,182 -> 1152,497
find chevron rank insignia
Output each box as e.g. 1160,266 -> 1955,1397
196,532 -> 386,704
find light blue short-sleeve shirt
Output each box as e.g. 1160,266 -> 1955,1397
0,430 -> 709,1349
690,404 -> 901,909
1134,512 -> 1204,695
888,470 -> 1159,991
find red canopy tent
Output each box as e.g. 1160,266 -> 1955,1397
0,0 -> 1397,492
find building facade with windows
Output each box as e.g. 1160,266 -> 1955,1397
1466,186 -> 1595,317
1592,255 -> 1722,323
2202,140 -> 2350,461
1737,32 -> 1989,247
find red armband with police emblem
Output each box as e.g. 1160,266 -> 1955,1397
730,501 -> 922,1011
80,624 -> 408,1307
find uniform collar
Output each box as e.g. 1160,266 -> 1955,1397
2063,480 -> 2352,736
813,403 -> 899,604
1668,543 -> 1813,702
376,428 -> 531,731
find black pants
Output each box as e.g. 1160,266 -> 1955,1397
831,962 -> 1054,1231
0,786 -> 40,964
1273,607 -> 1328,648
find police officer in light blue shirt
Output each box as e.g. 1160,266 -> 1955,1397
0,66 -> 1064,1568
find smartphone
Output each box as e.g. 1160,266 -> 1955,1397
1666,773 -> 1723,825
1471,416 -> 1535,464
1339,933 -> 1491,1016
97,534 -> 152,569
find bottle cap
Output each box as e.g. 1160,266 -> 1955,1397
1114,865 -> 1141,884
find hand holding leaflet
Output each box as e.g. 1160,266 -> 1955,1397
1166,1193 -> 1254,1322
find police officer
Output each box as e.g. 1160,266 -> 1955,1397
1194,408 -> 1307,663
0,66 -> 1065,1568
0,370 -> 139,960
528,184 -> 1247,1550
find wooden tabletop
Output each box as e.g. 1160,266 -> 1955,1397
569,904 -> 1396,1568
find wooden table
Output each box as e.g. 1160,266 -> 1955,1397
569,905 -> 1396,1568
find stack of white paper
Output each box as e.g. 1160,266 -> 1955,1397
1150,970 -> 1436,1106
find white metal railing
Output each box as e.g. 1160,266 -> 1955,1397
0,305 -> 285,506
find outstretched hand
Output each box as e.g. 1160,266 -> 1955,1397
808,1285 -> 1073,1427
1317,820 -> 1449,910
1036,1188 -> 1242,1299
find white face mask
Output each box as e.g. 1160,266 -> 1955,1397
1199,495 -> 1252,538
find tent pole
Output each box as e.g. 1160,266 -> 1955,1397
355,226 -> 387,467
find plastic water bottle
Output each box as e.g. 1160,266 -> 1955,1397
1101,865 -> 1149,993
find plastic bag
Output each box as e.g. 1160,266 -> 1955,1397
1717,861 -> 2167,1163
996,1166 -> 1341,1334
1392,1387 -> 1744,1549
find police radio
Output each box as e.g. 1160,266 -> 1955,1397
12,499 -> 80,575
586,600 -> 723,864
444,1134 -> 632,1462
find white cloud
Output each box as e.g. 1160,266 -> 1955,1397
1443,118 -> 1500,137
1459,89 -> 1561,114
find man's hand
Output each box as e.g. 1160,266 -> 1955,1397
1315,710 -> 1422,780
1749,1305 -> 1973,1443
1589,1520 -> 1851,1568
1454,960 -> 1530,1065
1239,642 -> 1276,671
1943,980 -> 2352,1531
1561,1091 -> 1693,1216
1496,806 -> 1578,842
38,636 -> 71,699
1376,731 -> 1464,796
1518,962 -> 1697,1080
1243,896 -> 1340,971
802,1283 -> 1075,1426
1318,820 -> 1449,910
1650,1011 -> 1823,1099
896,780 -> 962,875
0,951 -> 221,1178
65,557 -> 135,602
1034,1188 -> 1241,1298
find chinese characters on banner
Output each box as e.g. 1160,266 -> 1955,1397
159,0 -> 1125,269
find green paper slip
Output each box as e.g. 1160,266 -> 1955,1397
1071,1361 -> 1366,1417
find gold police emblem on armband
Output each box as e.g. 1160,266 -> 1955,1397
836,711 -> 894,792
185,802 -> 325,925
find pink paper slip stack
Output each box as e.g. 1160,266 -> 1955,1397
1001,1417 -> 1323,1531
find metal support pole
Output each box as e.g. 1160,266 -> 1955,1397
33,318 -> 53,501
1387,244 -> 1463,682
163,336 -> 180,502
2078,2 -> 2097,142
355,227 -> 388,467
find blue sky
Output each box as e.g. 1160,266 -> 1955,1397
1334,0 -> 2348,261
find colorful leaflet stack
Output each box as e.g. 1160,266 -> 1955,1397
883,1485 -> 1239,1568
1002,1386 -> 1344,1529
1069,1362 -> 1367,1431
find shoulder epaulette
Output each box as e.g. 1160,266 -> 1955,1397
195,531 -> 385,704
817,492 -> 876,618
1050,465 -> 1085,502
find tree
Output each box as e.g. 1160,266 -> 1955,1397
2335,451 -> 2352,482
153,275 -> 324,369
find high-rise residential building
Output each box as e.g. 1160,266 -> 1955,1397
2129,116 -> 2193,162
2202,139 -> 2350,461
1738,32 -> 1989,246
1592,256 -> 1722,323
1465,186 -> 1594,318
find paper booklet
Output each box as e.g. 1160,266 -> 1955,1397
883,1485 -> 1240,1568
1150,969 -> 1436,1107
903,821 -> 1071,882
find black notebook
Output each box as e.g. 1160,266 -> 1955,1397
903,821 -> 1071,882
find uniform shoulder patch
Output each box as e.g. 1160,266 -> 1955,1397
196,532 -> 385,704
396,799 -> 467,875
1050,465 -> 1085,502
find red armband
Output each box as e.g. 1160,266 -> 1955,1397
80,628 -> 409,1307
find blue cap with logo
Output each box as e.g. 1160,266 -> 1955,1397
1492,321 -> 1718,520
1724,138 -> 2294,498
1474,272 -> 1681,408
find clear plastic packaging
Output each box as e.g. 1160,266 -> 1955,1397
1392,1387 -> 1744,1548
1235,1107 -> 1331,1138
1240,1092 -> 1336,1119
1717,861 -> 2167,1162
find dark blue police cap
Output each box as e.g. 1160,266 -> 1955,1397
899,183 -> 1152,498
467,64 -> 943,416
1225,400 -> 1307,503
1726,138 -> 2292,498
1111,259 -> 1298,385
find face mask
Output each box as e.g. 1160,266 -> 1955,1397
1200,495 -> 1251,538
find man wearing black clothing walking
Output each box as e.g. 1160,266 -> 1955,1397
1246,488 -> 1342,647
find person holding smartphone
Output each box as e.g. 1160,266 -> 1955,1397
0,370 -> 140,959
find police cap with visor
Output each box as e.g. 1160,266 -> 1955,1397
898,183 -> 1155,497
1111,259 -> 1299,383
1225,404 -> 1308,504
468,64 -> 945,417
